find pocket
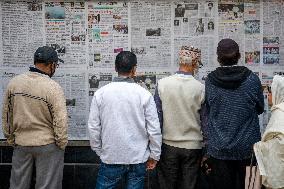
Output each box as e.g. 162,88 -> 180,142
133,163 -> 146,177
99,163 -> 125,183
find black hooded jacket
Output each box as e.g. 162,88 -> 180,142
204,66 -> 264,160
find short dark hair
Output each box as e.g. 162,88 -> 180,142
217,38 -> 240,66
115,51 -> 137,74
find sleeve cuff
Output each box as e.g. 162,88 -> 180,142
150,153 -> 160,161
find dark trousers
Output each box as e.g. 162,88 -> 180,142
157,143 -> 202,189
205,157 -> 250,189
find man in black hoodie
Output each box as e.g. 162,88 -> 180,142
202,38 -> 264,189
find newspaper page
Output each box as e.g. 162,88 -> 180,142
173,1 -> 217,68
0,69 -> 25,139
130,1 -> 172,68
53,70 -> 88,140
244,1 -> 261,66
218,0 -> 245,64
173,1 -> 217,37
0,2 -> 3,67
1,0 -> 44,67
45,1 -> 87,68
88,1 -> 129,69
263,0 -> 284,66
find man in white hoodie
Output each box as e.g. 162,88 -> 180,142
154,46 -> 204,189
254,75 -> 284,189
88,51 -> 162,189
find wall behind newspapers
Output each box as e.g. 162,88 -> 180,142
0,0 -> 283,140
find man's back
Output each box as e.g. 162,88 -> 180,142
2,71 -> 67,148
157,73 -> 204,149
89,80 -> 161,164
205,67 -> 264,160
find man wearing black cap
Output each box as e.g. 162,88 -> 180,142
2,46 -> 68,189
202,39 -> 264,189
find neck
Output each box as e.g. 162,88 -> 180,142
118,72 -> 132,78
179,66 -> 194,74
34,64 -> 52,77
35,65 -> 49,74
220,64 -> 238,67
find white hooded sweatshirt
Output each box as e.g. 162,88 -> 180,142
254,75 -> 284,189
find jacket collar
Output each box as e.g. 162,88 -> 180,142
29,67 -> 50,77
113,76 -> 134,83
175,71 -> 192,75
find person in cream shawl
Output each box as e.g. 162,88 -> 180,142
254,75 -> 284,189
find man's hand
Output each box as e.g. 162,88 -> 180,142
201,156 -> 212,175
146,158 -> 157,170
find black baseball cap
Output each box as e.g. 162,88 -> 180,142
34,46 -> 64,64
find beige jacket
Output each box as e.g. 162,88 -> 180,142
2,71 -> 68,150
254,75 -> 284,189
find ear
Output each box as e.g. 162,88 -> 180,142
130,66 -> 137,77
237,52 -> 241,59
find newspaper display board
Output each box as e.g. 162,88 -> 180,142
0,0 -> 284,140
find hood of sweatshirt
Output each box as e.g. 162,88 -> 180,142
207,66 -> 252,89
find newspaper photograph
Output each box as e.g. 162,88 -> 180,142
134,72 -> 171,94
218,1 -> 244,22
263,36 -> 280,65
88,72 -> 113,104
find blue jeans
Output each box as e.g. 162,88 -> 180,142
96,162 -> 146,189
